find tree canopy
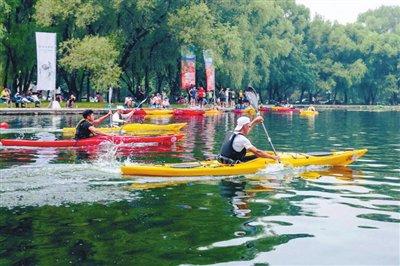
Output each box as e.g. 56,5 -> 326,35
0,0 -> 399,104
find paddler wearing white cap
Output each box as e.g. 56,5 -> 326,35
112,105 -> 135,126
217,116 -> 279,164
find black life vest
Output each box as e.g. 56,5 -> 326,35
219,133 -> 247,162
75,119 -> 93,139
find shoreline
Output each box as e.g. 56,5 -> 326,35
0,104 -> 399,115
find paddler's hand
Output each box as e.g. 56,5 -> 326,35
273,155 -> 280,162
253,115 -> 264,124
107,110 -> 112,116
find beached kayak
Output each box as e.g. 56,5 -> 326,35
271,106 -> 300,112
62,123 -> 186,135
121,149 -> 367,177
300,109 -> 319,116
204,109 -> 221,115
142,108 -> 173,115
0,134 -> 184,147
173,109 -> 205,116
233,108 -> 256,115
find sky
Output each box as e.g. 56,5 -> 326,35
295,0 -> 400,24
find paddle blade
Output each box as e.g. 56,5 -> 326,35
244,86 -> 259,110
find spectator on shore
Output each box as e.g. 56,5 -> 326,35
177,95 -> 186,104
1,88 -> 11,106
225,88 -> 230,107
219,88 -> 226,107
229,89 -> 236,107
49,95 -> 61,109
66,95 -> 76,108
26,89 -> 41,107
124,97 -> 134,108
206,89 -> 214,105
95,92 -> 104,103
197,86 -> 205,108
189,86 -> 197,106
162,97 -> 170,108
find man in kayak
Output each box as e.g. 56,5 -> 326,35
218,116 -> 279,164
112,105 -> 135,126
75,109 -> 113,139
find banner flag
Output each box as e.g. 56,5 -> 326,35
203,50 -> 215,91
36,32 -> 56,91
180,46 -> 196,90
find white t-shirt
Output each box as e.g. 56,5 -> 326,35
112,112 -> 131,124
232,133 -> 253,152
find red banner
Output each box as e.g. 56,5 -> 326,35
181,47 -> 196,90
203,50 -> 215,91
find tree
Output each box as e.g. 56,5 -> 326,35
59,36 -> 121,92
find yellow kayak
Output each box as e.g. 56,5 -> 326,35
204,109 -> 221,115
243,107 -> 256,115
142,108 -> 173,115
121,149 -> 367,177
62,123 -> 186,135
300,109 -> 319,116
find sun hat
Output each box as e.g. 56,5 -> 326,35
234,116 -> 251,131
117,105 -> 125,110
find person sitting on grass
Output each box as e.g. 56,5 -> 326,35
1,88 -> 11,106
66,95 -> 76,108
112,105 -> 135,126
217,116 -> 279,164
75,109 -> 113,140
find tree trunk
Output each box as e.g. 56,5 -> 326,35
299,88 -> 304,102
145,66 -> 150,93
86,75 -> 90,102
2,56 -> 9,88
156,73 -> 163,93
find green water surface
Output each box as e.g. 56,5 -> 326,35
0,110 -> 399,265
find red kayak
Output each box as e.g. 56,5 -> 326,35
0,134 -> 184,147
271,106 -> 300,113
173,109 -> 205,116
122,109 -> 147,115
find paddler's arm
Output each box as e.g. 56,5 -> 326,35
88,126 -> 112,137
121,110 -> 135,120
93,110 -> 112,126
247,116 -> 263,134
247,146 -> 280,161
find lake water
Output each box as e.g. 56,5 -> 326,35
0,110 -> 399,265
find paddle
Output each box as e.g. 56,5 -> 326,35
108,87 -> 113,127
244,86 -> 279,159
118,97 -> 148,135
136,97 -> 147,108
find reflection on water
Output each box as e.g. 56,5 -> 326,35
0,111 -> 399,265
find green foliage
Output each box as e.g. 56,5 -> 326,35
59,36 -> 121,90
0,0 -> 398,104
357,6 -> 400,34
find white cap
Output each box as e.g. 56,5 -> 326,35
234,116 -> 251,131
117,105 -> 125,110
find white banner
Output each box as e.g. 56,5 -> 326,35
36,32 -> 56,91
